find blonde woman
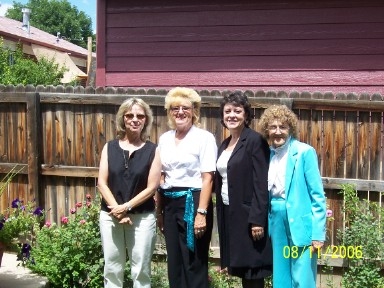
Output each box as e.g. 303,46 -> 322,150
156,87 -> 217,288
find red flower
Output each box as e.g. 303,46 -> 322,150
75,202 -> 82,208
61,216 -> 69,224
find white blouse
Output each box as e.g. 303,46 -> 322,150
159,125 -> 217,188
216,150 -> 232,205
268,139 -> 290,198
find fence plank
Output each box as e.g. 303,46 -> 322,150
334,110 -> 346,178
85,105 -> 96,166
323,110 -> 336,177
370,111 -> 382,180
345,111 -> 358,179
74,105 -> 86,166
43,107 -> 54,165
65,106 -> 75,165
0,103 -> 6,163
358,111 -> 370,179
55,108 -> 65,164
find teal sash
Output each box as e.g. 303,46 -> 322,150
162,188 -> 201,251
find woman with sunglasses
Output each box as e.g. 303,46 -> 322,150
98,98 -> 161,288
259,105 -> 326,288
155,87 -> 217,288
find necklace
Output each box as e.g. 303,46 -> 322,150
122,150 -> 129,169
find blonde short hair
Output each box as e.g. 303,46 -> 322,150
164,87 -> 201,129
258,105 -> 298,139
116,97 -> 153,141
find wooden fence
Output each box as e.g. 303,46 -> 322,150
0,85 -> 383,258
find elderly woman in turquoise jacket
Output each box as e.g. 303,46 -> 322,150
259,105 -> 326,288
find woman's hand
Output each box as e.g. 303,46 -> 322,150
251,225 -> 264,241
156,213 -> 164,233
311,240 -> 324,252
108,204 -> 128,220
194,213 -> 207,239
119,216 -> 133,225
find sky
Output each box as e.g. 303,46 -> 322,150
0,0 -> 96,32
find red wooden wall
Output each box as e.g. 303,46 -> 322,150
96,0 -> 384,94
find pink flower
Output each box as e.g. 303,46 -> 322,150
326,209 -> 333,218
45,221 -> 51,228
86,194 -> 92,200
86,201 -> 92,208
61,216 -> 69,224
75,202 -> 82,208
70,208 -> 76,214
79,219 -> 86,225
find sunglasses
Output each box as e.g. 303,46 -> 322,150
123,113 -> 146,120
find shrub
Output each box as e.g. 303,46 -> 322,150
0,198 -> 44,252
0,166 -> 42,252
27,194 -> 104,288
338,184 -> 384,288
27,194 -> 167,288
0,37 -> 66,85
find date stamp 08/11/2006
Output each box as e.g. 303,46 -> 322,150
282,245 -> 363,259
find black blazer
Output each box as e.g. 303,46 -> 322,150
215,127 -> 272,268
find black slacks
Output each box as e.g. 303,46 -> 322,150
162,191 -> 213,288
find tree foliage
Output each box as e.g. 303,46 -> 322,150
0,38 -> 66,85
6,0 -> 93,49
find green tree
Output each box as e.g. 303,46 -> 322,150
6,0 -> 93,49
0,38 -> 66,85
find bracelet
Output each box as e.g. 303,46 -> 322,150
197,208 -> 207,215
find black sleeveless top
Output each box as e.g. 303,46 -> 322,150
101,139 -> 157,213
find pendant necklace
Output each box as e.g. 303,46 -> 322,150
122,149 -> 129,169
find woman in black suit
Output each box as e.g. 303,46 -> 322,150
215,92 -> 272,288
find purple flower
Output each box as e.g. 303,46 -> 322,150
326,209 -> 333,218
0,222 -> 3,230
33,207 -> 43,216
11,198 -> 21,208
21,243 -> 31,258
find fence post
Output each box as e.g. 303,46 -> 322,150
26,92 -> 43,207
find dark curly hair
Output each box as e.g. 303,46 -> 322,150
219,91 -> 252,128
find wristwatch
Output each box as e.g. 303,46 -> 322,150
197,208 -> 207,215
125,204 -> 132,213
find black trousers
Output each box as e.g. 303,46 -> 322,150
162,191 -> 213,288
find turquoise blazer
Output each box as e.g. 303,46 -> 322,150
269,138 -> 326,246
